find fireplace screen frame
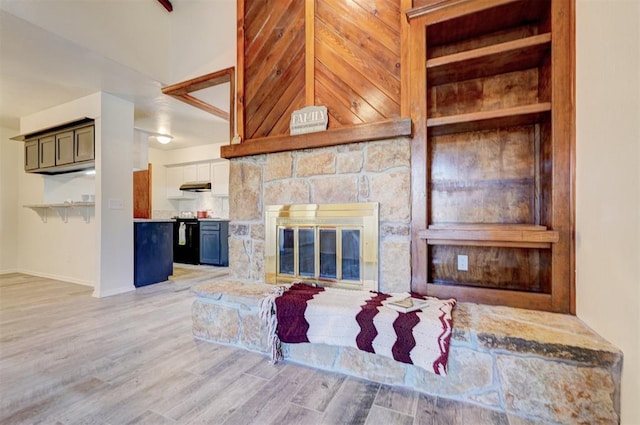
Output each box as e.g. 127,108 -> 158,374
265,203 -> 379,291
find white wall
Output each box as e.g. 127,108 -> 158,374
0,0 -> 171,83
16,94 -> 102,286
0,126 -> 19,273
169,0 -> 237,81
15,92 -> 136,296
576,1 -> 640,424
94,93 -> 135,297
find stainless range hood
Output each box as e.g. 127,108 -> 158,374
180,181 -> 212,192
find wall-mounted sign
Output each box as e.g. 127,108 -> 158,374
290,106 -> 328,136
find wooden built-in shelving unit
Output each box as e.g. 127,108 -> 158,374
407,0 -> 574,313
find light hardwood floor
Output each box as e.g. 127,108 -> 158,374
0,268 -> 523,425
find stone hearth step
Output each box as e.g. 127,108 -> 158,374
191,280 -> 622,425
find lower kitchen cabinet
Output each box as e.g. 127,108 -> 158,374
134,221 -> 173,287
200,221 -> 229,266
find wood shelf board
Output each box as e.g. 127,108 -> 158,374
428,223 -> 546,231
426,239 -> 551,249
221,118 -> 412,159
419,226 -> 559,244
427,33 -> 551,85
427,102 -> 551,136
24,202 -> 95,208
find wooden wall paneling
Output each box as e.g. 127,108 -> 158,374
305,0 -> 315,105
315,60 -> 383,124
314,40 -> 399,124
323,0 -> 401,53
243,0 -> 304,102
314,18 -> 400,105
239,0 -> 405,142
244,0 -> 305,139
246,41 -> 306,137
353,0 -> 402,31
314,0 -> 401,126
265,69 -> 307,136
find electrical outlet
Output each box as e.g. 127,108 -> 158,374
457,254 -> 469,271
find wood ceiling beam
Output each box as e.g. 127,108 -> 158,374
157,0 -> 173,12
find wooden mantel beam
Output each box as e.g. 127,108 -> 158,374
221,118 -> 412,159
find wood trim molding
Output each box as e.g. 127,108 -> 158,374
221,118 -> 412,159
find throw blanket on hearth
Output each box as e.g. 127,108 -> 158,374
260,283 -> 456,376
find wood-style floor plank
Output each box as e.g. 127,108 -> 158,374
1,268 -> 533,425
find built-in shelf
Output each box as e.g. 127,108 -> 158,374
427,103 -> 551,137
24,202 -> 95,223
419,223 -> 559,249
427,33 -> 552,86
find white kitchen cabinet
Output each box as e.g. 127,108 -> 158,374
183,163 -> 211,182
165,166 -> 196,200
211,161 -> 229,196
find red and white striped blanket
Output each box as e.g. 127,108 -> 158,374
260,283 -> 456,376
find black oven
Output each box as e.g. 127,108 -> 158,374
174,218 -> 200,264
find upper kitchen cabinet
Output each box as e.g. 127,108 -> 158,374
74,126 -> 95,162
183,163 -> 211,183
38,135 -> 56,169
211,161 -> 229,197
24,140 -> 39,171
165,165 -> 197,200
166,161 -> 229,199
18,118 -> 95,174
55,131 -> 74,166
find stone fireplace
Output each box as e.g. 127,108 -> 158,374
193,135 -> 621,425
265,202 -> 379,291
227,137 -> 412,294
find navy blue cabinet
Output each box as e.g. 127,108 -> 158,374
200,221 -> 229,266
134,221 -> 173,287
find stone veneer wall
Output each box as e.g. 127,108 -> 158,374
227,137 -> 412,294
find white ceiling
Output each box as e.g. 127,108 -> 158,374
0,2 -> 234,151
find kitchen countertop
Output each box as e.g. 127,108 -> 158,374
133,219 -> 175,223
198,218 -> 229,221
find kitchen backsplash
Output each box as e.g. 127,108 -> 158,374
153,192 -> 229,219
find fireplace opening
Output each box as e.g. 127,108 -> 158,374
266,203 -> 379,291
